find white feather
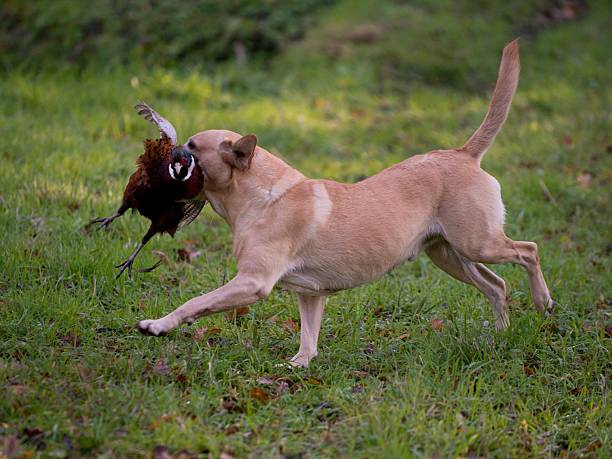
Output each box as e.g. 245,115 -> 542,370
134,100 -> 178,146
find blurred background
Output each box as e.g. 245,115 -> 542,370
1,1 -> 611,456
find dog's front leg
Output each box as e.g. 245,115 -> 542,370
289,294 -> 326,368
136,273 -> 275,336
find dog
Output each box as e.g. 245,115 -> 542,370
136,40 -> 553,367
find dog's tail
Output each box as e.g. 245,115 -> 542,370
459,39 -> 520,163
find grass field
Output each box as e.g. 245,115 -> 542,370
1,0 -> 611,457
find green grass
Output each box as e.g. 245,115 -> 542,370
1,0 -> 611,457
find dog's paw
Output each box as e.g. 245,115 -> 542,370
135,319 -> 169,336
288,353 -> 312,368
494,314 -> 510,332
544,298 -> 554,317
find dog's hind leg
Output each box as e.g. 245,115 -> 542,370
455,236 -> 553,318
425,239 -> 509,330
289,294 -> 326,368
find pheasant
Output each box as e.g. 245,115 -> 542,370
89,101 -> 206,278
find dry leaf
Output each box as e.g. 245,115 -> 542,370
430,318 -> 444,331
281,318 -> 298,333
177,247 -> 202,262
151,445 -> 173,459
344,24 -> 384,43
576,172 -> 592,189
152,360 -> 171,376
604,324 -> 612,338
351,370 -> 369,377
7,385 -> 28,396
222,398 -> 244,414
225,423 -> 241,436
225,306 -> 250,321
193,327 -> 220,342
586,440 -> 602,452
249,387 -> 270,404
57,330 -> 82,347
152,250 -> 170,265
256,376 -> 276,385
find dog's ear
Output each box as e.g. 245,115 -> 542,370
219,134 -> 258,171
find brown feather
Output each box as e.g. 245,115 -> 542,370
90,136 -> 206,278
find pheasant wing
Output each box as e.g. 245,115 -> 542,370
178,199 -> 207,230
134,100 -> 178,145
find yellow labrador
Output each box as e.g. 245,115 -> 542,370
136,40 -> 553,367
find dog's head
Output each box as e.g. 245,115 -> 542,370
183,130 -> 258,191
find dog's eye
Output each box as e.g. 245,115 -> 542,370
187,140 -> 195,150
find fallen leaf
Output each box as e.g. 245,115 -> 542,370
151,445 -> 173,459
177,247 -> 202,262
7,385 -> 28,396
249,387 -> 270,405
29,216 -> 46,229
174,370 -> 188,385
306,377 -> 322,385
562,135 -> 574,146
225,306 -> 250,321
193,327 -> 220,342
152,250 -> 171,265
275,380 -> 291,395
398,333 -> 409,340
376,328 -> 393,337
21,427 -> 46,450
57,330 -> 82,347
222,398 -> 244,414
430,318 -> 444,331
152,360 -> 171,376
576,172 -> 592,189
604,324 -> 612,338
225,423 -> 241,436
344,24 -> 384,43
586,440 -> 602,452
281,318 -> 298,333
256,376 -> 276,385
351,370 -> 369,377
523,366 -> 535,376
22,428 -> 44,439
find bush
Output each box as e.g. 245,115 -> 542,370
0,0 -> 333,68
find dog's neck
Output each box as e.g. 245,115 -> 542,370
206,148 -> 306,230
